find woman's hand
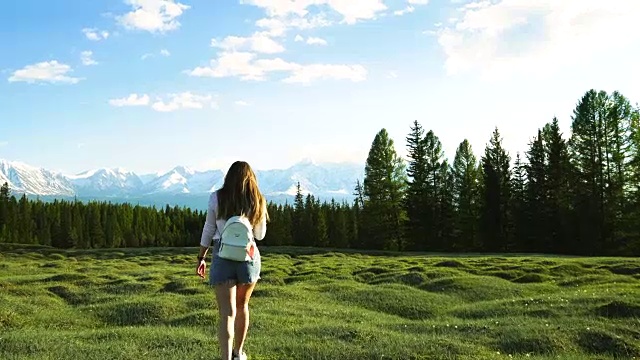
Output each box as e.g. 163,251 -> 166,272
196,259 -> 206,279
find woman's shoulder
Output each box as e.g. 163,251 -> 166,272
208,190 -> 219,209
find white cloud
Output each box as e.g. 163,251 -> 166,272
109,93 -> 150,107
81,51 -> 98,66
8,61 -> 81,84
245,0 -> 386,25
151,92 -> 217,112
306,36 -> 327,45
235,100 -> 250,106
187,51 -> 367,84
109,92 -> 216,111
408,0 -> 429,4
254,14 -> 332,39
283,63 -> 367,84
386,71 -> 398,79
437,0 -> 640,79
394,6 -> 415,16
192,52 -> 297,81
294,34 -> 304,42
0,141 -> 8,147
117,0 -> 190,33
82,28 -> 110,41
211,32 -> 286,54
142,49 -> 171,60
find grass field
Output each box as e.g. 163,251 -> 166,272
1,244 -> 639,360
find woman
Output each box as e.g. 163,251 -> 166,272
196,161 -> 269,360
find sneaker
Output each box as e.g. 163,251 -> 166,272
232,351 -> 247,360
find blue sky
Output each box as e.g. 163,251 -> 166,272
1,0 -> 639,175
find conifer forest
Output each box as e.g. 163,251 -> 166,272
1,89 -> 639,256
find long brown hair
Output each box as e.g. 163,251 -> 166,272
217,161 -> 269,226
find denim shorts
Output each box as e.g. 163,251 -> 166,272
209,240 -> 261,285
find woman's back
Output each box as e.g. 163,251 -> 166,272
204,190 -> 266,242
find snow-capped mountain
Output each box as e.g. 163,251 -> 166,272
0,160 -> 75,196
0,158 -> 364,203
142,166 -> 224,194
68,168 -> 143,196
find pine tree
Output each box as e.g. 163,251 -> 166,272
568,90 -> 634,254
423,130 -> 445,250
452,139 -> 480,250
0,182 -> 10,243
404,120 -> 428,250
525,129 -> 548,252
542,117 -> 572,253
510,152 -> 527,252
292,182 -> 305,246
437,160 -> 455,250
362,128 -> 407,250
480,127 -> 512,252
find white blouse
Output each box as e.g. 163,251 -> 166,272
199,190 -> 267,247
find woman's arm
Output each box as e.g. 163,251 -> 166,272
253,201 -> 267,241
199,192 -> 218,254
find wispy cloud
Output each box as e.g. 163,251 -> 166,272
306,37 -> 327,46
8,61 -> 82,84
110,92 -> 217,112
81,51 -> 98,66
117,0 -> 190,33
0,141 -> 8,147
394,6 -> 415,16
234,100 -> 250,106
151,92 -> 217,112
244,0 -> 387,25
187,52 -> 366,84
82,28 -> 110,41
142,49 -> 171,60
109,93 -> 150,107
436,0 -> 640,78
211,32 -> 285,54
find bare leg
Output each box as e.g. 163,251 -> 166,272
233,281 -> 257,356
215,280 -> 237,360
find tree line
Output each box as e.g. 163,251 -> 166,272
0,89 -> 638,256
359,89 -> 639,256
0,186 -> 205,249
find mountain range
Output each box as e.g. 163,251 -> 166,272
0,159 -> 364,210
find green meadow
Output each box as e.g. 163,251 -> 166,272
1,244 -> 639,360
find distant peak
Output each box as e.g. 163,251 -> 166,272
297,158 -> 317,166
171,165 -> 196,176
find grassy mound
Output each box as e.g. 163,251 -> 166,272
0,245 -> 638,359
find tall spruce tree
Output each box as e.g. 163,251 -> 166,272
437,160 -> 455,250
424,130 -> 445,250
525,129 -> 548,252
480,127 -> 512,252
452,139 -> 480,250
568,90 -> 634,254
0,182 -> 9,243
510,152 -> 527,252
362,128 -> 407,250
542,118 -> 572,253
404,120 -> 428,250
292,182 -> 305,246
